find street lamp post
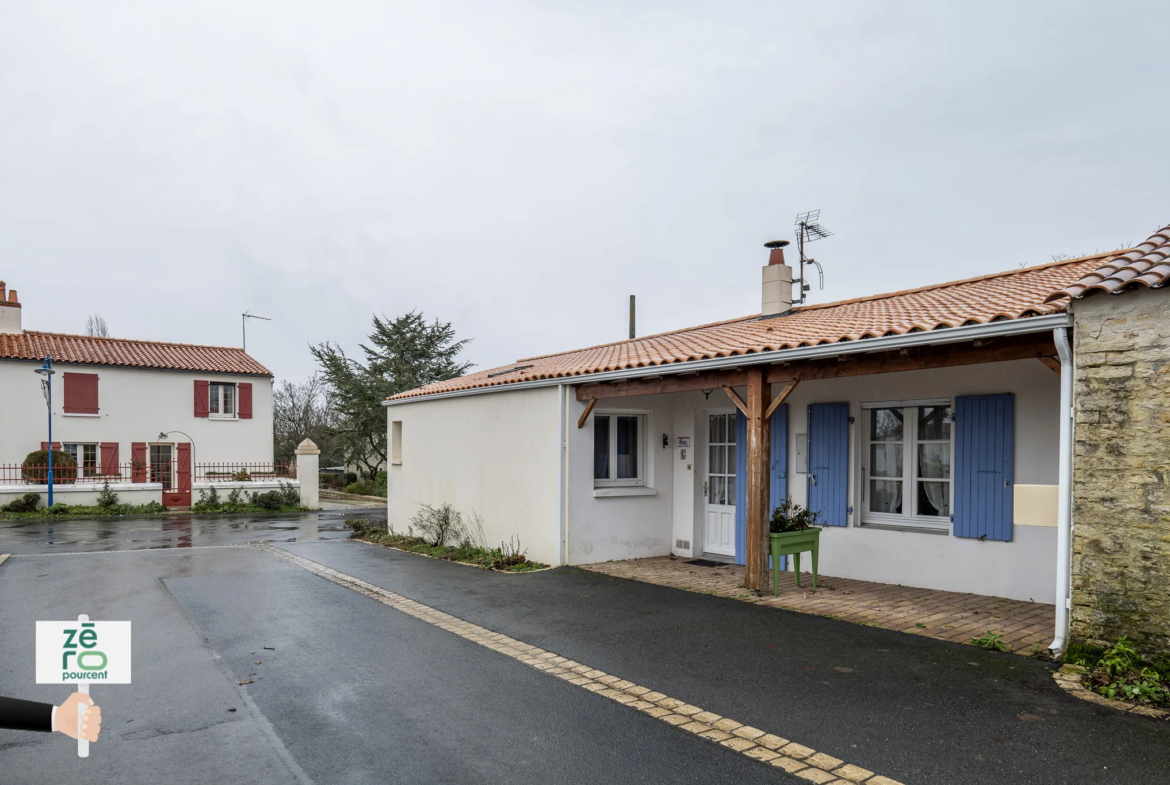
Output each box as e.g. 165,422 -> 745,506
34,356 -> 55,507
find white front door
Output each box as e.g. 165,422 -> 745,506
704,412 -> 737,557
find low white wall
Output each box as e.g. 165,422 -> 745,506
0,483 -> 163,508
385,387 -> 562,566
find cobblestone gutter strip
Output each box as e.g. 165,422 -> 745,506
255,543 -> 905,785
1052,664 -> 1169,720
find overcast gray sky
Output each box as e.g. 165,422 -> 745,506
2,1 -> 1166,382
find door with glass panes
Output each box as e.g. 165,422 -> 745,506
704,412 -> 737,556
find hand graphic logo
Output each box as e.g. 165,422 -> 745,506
56,693 -> 101,743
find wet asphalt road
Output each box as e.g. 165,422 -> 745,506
2,513 -> 1168,784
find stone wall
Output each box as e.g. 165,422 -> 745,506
1070,286 -> 1170,655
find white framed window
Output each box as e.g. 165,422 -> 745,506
707,412 -> 737,506
593,412 -> 647,487
861,399 -> 953,531
63,443 -> 98,477
209,382 -> 236,419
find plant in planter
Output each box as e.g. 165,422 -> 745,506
768,499 -> 822,594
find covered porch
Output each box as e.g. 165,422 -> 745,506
566,325 -> 1069,617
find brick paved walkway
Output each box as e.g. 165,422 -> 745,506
580,557 -> 1054,655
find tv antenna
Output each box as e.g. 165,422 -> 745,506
794,209 -> 832,305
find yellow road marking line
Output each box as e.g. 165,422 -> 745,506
255,543 -> 904,785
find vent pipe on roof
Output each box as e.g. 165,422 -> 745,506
629,294 -> 636,339
761,241 -> 793,318
0,280 -> 22,334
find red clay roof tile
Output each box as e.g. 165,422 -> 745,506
1046,225 -> 1170,302
0,331 -> 272,376
389,245 -> 1140,401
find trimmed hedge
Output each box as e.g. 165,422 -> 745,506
21,450 -> 77,484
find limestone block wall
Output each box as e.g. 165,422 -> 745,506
1070,286 -> 1170,655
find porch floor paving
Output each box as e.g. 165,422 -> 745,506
579,557 -> 1055,655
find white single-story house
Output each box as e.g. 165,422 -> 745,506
384,225 -> 1170,655
0,279 -> 277,508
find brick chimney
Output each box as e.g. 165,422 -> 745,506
761,241 -> 793,317
0,280 -> 23,334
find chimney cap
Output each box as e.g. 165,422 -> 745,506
764,240 -> 790,249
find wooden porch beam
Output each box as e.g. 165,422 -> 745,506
764,333 -> 1058,385
764,380 -> 799,420
573,332 -> 1057,402
576,398 -> 597,428
744,367 -> 770,593
722,386 -> 749,417
1038,356 -> 1061,374
576,368 -> 748,401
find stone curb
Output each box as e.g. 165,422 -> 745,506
1052,665 -> 1169,720
254,543 -> 907,785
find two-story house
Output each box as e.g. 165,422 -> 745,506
0,280 -> 274,507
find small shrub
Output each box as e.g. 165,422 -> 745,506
375,469 -> 387,495
96,481 -> 119,510
22,450 -> 77,484
250,490 -> 284,510
492,535 -> 528,570
344,472 -> 358,486
410,503 -> 464,547
49,503 -> 71,516
1,492 -> 41,513
193,485 -> 222,512
971,631 -> 1009,652
227,487 -> 244,506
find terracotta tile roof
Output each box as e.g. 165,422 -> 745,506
388,251 -> 1118,401
0,331 -> 272,376
1045,224 -> 1170,302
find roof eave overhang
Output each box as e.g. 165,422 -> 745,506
383,312 -> 1071,407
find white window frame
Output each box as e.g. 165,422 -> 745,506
860,398 -> 954,532
63,442 -> 99,478
208,382 -> 238,420
593,410 -> 648,488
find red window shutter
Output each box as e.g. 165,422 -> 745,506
41,442 -> 61,450
100,443 -> 120,476
238,383 -> 253,419
194,380 -> 210,418
131,442 -> 147,483
63,372 -> 100,414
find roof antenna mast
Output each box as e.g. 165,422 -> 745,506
794,210 -> 832,305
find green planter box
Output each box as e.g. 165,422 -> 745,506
769,527 -> 821,595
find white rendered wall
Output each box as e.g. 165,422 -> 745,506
385,387 -> 563,566
565,393 -> 677,564
0,360 -> 274,466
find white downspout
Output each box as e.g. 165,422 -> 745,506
1050,326 -> 1074,655
558,384 -> 568,566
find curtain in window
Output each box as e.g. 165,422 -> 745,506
593,416 -> 610,480
616,416 -> 638,479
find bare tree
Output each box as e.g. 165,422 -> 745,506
85,313 -> 110,337
273,374 -> 339,463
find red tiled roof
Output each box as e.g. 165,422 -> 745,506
1045,224 -> 1170,302
0,331 -> 272,376
389,250 -> 1118,401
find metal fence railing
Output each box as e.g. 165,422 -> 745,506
196,463 -> 297,483
2,462 -> 296,485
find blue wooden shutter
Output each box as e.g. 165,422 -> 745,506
734,411 -> 748,566
807,403 -> 850,527
954,394 -> 1015,541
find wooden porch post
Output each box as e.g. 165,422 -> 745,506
745,367 -> 771,592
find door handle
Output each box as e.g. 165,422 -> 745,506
704,481 -> 708,495
810,473 -> 817,486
